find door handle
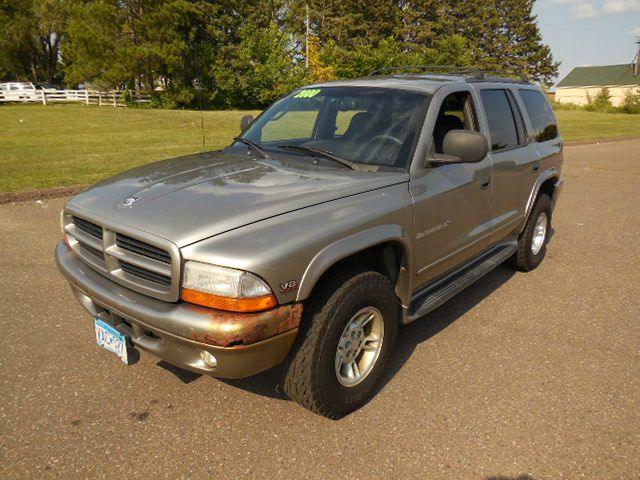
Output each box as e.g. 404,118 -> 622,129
480,180 -> 491,190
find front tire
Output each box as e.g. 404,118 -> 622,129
284,270 -> 399,419
509,194 -> 552,271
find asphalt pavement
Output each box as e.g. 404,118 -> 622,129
1,139 -> 639,479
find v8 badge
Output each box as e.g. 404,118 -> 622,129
280,280 -> 298,293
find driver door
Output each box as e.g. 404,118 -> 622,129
410,88 -> 494,290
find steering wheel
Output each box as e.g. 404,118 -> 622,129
360,134 -> 403,165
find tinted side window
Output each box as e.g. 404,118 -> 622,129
506,90 -> 527,145
480,90 -> 519,151
519,90 -> 558,142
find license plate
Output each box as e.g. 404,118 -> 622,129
94,318 -> 130,364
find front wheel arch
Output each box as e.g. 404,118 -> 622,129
296,226 -> 412,306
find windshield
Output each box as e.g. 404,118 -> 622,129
239,87 -> 429,170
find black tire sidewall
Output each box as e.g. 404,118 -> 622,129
313,273 -> 399,415
522,194 -> 552,270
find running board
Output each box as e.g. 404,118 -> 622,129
408,241 -> 517,323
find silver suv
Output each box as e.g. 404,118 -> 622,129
56,68 -> 563,418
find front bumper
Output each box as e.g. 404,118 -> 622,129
55,242 -> 302,378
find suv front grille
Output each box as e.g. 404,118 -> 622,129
119,260 -> 172,287
72,216 -> 103,240
116,234 -> 171,264
63,213 -> 179,302
78,241 -> 104,261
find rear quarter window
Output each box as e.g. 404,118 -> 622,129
479,89 -> 519,151
519,90 -> 558,142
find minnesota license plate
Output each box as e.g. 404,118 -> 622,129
94,318 -> 130,364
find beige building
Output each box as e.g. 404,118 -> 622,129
555,64 -> 640,107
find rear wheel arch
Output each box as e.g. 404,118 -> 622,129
538,176 -> 558,202
510,193 -> 552,271
520,169 -> 560,233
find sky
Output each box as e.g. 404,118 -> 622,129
533,0 -> 640,86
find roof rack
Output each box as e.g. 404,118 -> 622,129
368,65 -> 530,83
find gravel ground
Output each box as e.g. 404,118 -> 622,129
1,139 -> 639,479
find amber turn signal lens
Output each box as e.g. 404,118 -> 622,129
182,289 -> 277,313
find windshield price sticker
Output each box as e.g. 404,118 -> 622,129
294,89 -> 321,98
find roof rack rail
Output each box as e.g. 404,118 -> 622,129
368,65 -> 529,83
368,65 -> 478,76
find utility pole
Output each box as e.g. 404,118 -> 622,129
305,3 -> 310,69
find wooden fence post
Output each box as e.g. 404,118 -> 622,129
98,92 -> 102,106
41,91 -> 47,106
113,92 -> 117,108
85,90 -> 89,105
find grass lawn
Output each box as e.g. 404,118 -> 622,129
0,104 -> 260,192
554,110 -> 640,143
1,103 -> 639,192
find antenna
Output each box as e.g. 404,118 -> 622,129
194,43 -> 206,152
634,37 -> 640,76
200,107 -> 206,152
305,3 -> 310,69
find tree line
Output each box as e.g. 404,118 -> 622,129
0,0 -> 559,109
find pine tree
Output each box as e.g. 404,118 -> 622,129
425,0 -> 559,84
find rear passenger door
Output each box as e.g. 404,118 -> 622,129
517,88 -> 563,202
477,88 -> 539,239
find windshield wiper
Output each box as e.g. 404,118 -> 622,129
233,137 -> 271,159
277,144 -> 356,171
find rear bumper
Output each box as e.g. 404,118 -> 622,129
55,241 -> 301,378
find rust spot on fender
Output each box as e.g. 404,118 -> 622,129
275,303 -> 303,335
189,303 -> 303,348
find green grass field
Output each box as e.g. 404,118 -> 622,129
1,104 -> 639,192
0,104 -> 260,192
553,110 -> 640,143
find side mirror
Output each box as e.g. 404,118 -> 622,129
240,115 -> 254,133
431,130 -> 488,165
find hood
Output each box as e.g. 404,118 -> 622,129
68,151 -> 408,247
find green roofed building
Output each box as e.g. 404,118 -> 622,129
555,63 -> 640,107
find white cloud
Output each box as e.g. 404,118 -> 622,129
551,0 -> 598,18
603,0 -> 640,13
573,3 -> 598,16
552,0 -> 640,16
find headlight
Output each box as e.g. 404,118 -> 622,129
181,261 -> 277,312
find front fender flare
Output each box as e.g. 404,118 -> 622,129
296,224 -> 412,304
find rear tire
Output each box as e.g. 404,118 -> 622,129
284,270 -> 399,419
509,194 -> 552,272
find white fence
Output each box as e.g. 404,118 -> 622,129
0,89 -> 151,107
